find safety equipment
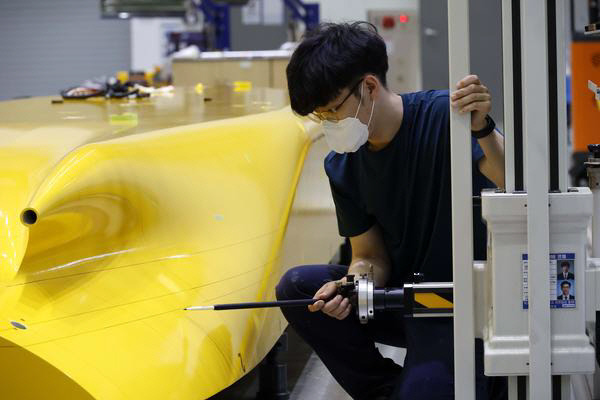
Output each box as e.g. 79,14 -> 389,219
322,82 -> 375,153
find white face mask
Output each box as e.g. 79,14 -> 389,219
322,82 -> 375,153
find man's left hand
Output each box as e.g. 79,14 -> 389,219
451,75 -> 491,131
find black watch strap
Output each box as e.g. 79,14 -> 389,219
471,115 -> 495,139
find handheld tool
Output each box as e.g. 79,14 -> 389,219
185,273 -> 454,323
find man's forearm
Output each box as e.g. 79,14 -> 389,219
348,257 -> 391,287
478,129 -> 505,188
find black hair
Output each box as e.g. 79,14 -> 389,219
286,21 -> 389,116
561,261 -> 570,268
560,281 -> 571,287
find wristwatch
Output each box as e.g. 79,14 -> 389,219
471,115 -> 496,139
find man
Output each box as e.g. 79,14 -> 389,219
558,281 -> 575,300
276,22 -> 505,399
559,261 -> 574,280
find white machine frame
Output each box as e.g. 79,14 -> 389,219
449,1 -> 600,399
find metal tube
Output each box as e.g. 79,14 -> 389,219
522,0 -> 552,397
593,182 -> 600,258
512,0 -> 525,191
502,0 -> 515,193
556,0 -> 569,193
587,146 -> 600,256
561,375 -> 571,400
448,0 -> 476,398
508,376 -> 518,400
409,282 -> 454,290
548,0 -> 559,192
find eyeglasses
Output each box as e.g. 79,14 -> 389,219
308,79 -> 363,123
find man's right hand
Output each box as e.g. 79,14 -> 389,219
308,279 -> 352,320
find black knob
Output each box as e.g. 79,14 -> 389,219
413,272 -> 425,283
589,144 -> 600,158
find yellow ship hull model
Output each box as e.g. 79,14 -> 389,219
0,86 -> 339,399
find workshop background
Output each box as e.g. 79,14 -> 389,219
0,1 -> 598,399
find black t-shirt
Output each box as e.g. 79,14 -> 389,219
324,90 -> 493,284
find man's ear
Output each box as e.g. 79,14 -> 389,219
364,74 -> 381,99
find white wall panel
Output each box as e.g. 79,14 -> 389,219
311,0 -> 417,23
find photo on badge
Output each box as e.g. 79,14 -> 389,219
557,280 -> 574,300
554,254 -> 576,308
550,253 -> 576,308
557,259 -> 574,281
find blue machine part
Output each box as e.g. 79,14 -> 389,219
283,0 -> 319,32
193,0 -> 319,51
197,0 -> 231,50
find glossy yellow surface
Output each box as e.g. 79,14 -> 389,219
0,86 -> 325,399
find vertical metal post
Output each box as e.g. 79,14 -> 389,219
561,375 -> 571,400
556,0 -> 569,193
594,182 -> 600,258
588,147 -> 600,258
512,0 -> 525,191
509,376 -> 519,400
448,1 -> 475,399
502,0 -> 515,193
548,0 -> 559,192
521,0 -> 552,398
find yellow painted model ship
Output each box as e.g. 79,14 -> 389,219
0,86 -> 339,399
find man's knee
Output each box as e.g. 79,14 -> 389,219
276,266 -> 310,301
276,264 -> 347,301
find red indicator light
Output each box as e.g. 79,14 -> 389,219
399,14 -> 409,24
382,16 -> 395,29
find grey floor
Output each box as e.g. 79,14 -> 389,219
290,339 -> 406,400
209,327 -> 406,400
